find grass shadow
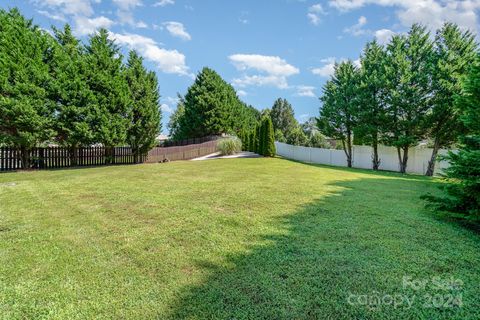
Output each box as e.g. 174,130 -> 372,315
165,176 -> 480,319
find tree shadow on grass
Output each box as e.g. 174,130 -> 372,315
164,176 -> 480,319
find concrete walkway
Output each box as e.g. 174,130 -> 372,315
191,151 -> 262,161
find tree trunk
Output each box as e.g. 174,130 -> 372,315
398,147 -> 409,174
69,146 -> 77,167
372,134 -> 380,170
425,138 -> 440,177
347,133 -> 353,168
342,138 -> 353,168
20,146 -> 30,169
133,147 -> 139,164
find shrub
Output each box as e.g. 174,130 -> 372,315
217,137 -> 242,155
262,116 -> 276,157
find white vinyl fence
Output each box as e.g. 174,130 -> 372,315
275,142 -> 451,175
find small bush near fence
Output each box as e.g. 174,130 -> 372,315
217,137 -> 242,155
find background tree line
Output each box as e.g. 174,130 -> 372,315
0,8 -> 161,165
318,23 -> 478,175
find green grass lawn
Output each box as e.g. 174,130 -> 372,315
1,158 -> 479,319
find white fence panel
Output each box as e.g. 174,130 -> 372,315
377,145 -> 399,172
275,142 -> 451,175
310,147 -> 331,164
352,145 -> 372,169
331,150 -> 348,167
294,146 -> 311,162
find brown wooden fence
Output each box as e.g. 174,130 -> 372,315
0,140 -> 219,172
163,135 -> 220,147
0,146 -> 141,171
145,140 -> 218,163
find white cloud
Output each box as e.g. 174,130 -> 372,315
374,28 -> 395,44
35,0 -> 95,17
36,10 -> 66,22
343,15 -> 368,36
229,54 -> 299,89
232,75 -> 290,89
161,103 -> 173,113
33,0 -> 116,35
112,0 -> 142,10
329,0 -> 480,32
74,16 -> 114,36
163,22 -> 192,41
311,57 -> 337,77
110,32 -> 191,76
296,85 -> 316,97
237,90 -> 247,96
307,3 -> 326,25
229,54 -> 299,76
154,0 -> 175,7
136,20 -> 148,28
112,0 -> 146,28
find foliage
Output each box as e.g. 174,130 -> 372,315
178,67 -> 256,138
286,126 -> 309,146
424,56 -> 480,219
270,98 -> 298,138
262,116 -> 276,157
50,24 -> 95,149
84,29 -> 131,149
384,25 -> 434,173
125,50 -> 162,161
318,61 -> 360,167
217,137 -> 242,155
317,23 -> 475,174
0,9 -> 164,169
307,131 -> 330,148
0,8 -> 55,155
424,23 -> 477,176
356,40 -> 388,170
167,94 -> 187,140
274,130 -> 286,143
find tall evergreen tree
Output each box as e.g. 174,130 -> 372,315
0,8 -> 55,167
425,23 -> 477,176
168,94 -> 187,140
318,61 -> 360,167
125,50 -> 161,162
84,28 -> 130,157
262,116 -> 276,157
181,67 -> 238,137
270,98 -> 298,139
424,55 -> 480,219
50,24 -> 95,164
357,40 -> 388,170
384,25 -> 434,173
248,129 -> 256,152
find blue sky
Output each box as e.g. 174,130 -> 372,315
2,0 -> 479,133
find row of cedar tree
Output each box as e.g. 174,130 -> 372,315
0,9 -> 161,165
0,8 -> 270,166
318,23 -> 478,176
